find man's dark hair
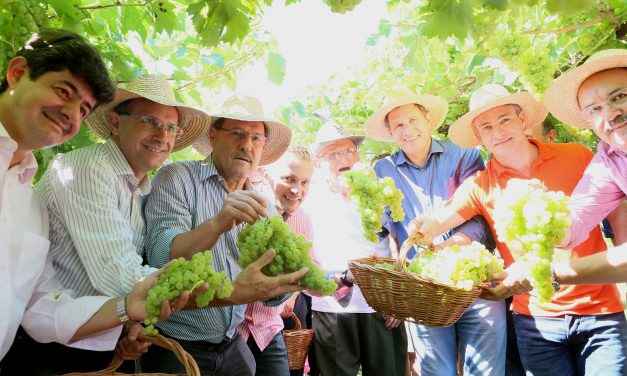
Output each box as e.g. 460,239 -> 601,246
541,118 -> 555,135
0,29 -> 115,106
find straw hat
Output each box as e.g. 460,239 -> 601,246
311,120 -> 365,156
86,75 -> 211,152
448,84 -> 548,148
193,94 -> 292,165
364,88 -> 448,142
544,48 -> 627,128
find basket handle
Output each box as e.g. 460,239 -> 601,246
289,312 -> 302,330
393,232 -> 433,272
98,334 -> 201,376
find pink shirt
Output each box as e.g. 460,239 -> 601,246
565,141 -> 626,248
237,207 -> 314,351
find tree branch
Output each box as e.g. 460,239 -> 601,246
78,0 -> 154,10
176,50 -> 258,90
521,17 -> 603,35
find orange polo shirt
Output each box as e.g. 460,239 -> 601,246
449,139 -> 623,317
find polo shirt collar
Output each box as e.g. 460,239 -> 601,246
598,140 -> 626,157
0,121 -> 38,183
394,138 -> 444,167
491,138 -> 555,177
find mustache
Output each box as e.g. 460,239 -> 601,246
608,114 -> 627,128
232,151 -> 253,162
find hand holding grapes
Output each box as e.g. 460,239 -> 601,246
213,190 -> 269,233
493,261 -> 534,294
407,215 -> 439,245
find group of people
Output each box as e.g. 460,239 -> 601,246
0,27 -> 625,376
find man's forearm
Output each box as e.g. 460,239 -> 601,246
72,298 -> 120,340
553,243 -> 627,284
170,219 -> 223,260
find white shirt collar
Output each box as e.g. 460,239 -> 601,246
0,121 -> 38,183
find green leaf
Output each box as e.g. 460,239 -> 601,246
222,1 -> 251,43
482,0 -> 509,10
420,0 -> 473,40
121,7 -> 148,41
47,0 -> 87,22
267,52 -> 286,85
151,1 -> 180,35
546,0 -> 594,14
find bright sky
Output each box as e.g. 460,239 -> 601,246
234,1 -> 388,114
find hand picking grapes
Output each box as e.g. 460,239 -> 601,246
237,215 -> 338,295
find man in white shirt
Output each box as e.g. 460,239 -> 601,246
0,29 -> 191,372
304,121 -> 407,376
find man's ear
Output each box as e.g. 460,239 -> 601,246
6,57 -> 29,89
208,127 -> 217,146
518,110 -> 528,129
109,111 -> 121,137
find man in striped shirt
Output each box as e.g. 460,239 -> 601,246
238,145 -> 315,376
141,94 -> 309,375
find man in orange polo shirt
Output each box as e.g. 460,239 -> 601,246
409,84 -> 626,375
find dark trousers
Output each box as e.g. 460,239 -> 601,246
505,297 -> 525,376
0,326 -> 132,375
313,311 -> 407,376
140,332 -> 255,376
246,333 -> 289,376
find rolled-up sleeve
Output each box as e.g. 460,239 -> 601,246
144,164 -> 193,268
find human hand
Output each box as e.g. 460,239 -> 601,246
213,190 -> 269,233
115,323 -> 151,360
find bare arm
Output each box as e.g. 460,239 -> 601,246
606,201 -> 627,246
553,244 -> 627,285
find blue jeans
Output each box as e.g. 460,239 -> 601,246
513,312 -> 627,376
408,299 -> 506,376
247,332 -> 290,376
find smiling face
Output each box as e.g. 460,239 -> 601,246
209,119 -> 266,188
2,57 -> 96,151
109,98 -> 178,180
386,103 -> 432,155
472,104 -> 529,157
577,68 -> 627,152
266,151 -> 313,214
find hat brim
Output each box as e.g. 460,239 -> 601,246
448,93 -> 549,148
364,95 -> 448,142
311,136 -> 365,157
544,54 -> 627,129
86,87 -> 212,152
193,116 -> 292,166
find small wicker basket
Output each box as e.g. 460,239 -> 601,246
62,334 -> 200,376
282,312 -> 314,370
349,234 -> 483,327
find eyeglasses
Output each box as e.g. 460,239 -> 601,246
215,126 -> 269,146
121,114 -> 184,140
322,148 -> 357,161
581,88 -> 627,122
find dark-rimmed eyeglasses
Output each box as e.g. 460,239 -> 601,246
215,125 -> 269,146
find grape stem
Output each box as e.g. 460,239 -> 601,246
78,0 -> 155,10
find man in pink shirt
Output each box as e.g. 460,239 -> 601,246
238,145 -> 316,376
542,48 -> 626,284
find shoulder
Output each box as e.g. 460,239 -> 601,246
548,142 -> 594,165
439,140 -> 480,158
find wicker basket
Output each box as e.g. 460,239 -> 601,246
282,312 -> 314,370
62,334 -> 200,376
348,234 -> 483,327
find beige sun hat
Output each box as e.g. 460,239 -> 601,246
311,120 -> 365,156
86,75 -> 211,152
364,88 -> 448,142
192,94 -> 292,165
448,84 -> 549,148
544,48 -> 627,129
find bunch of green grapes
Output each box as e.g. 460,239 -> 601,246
237,215 -> 337,296
492,178 -> 571,302
343,168 -> 405,243
407,242 -> 504,291
0,0 -> 46,71
323,0 -> 363,13
143,251 -> 233,335
518,44 -> 559,95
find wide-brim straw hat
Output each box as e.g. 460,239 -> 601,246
544,48 -> 627,128
449,84 -> 548,148
364,89 -> 448,142
193,94 -> 292,165
311,120 -> 364,156
86,75 -> 211,152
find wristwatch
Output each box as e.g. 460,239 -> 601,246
116,296 -> 131,324
340,270 -> 354,287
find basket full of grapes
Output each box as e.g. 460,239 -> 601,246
349,233 -> 503,327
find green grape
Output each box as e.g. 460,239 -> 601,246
407,242 -> 503,291
375,262 -> 394,270
492,178 -> 571,303
237,216 -> 338,296
323,0 -> 364,13
143,251 -> 233,335
343,168 -> 405,243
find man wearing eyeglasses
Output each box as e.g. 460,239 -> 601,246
140,94 -> 309,375
20,75 -> 212,373
302,120 -> 407,376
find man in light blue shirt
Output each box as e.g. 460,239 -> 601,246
142,94 -> 308,376
364,89 -> 505,376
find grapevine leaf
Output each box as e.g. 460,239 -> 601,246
267,52 -> 286,85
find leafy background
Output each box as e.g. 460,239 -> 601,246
0,0 -> 625,182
